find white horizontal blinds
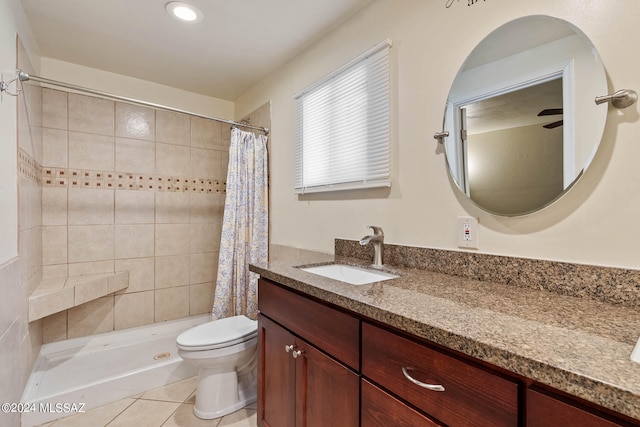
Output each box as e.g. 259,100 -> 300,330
294,40 -> 391,194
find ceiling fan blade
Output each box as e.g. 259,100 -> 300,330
537,108 -> 563,116
543,120 -> 563,129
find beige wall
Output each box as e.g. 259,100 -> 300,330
235,0 -> 640,269
468,123 -> 563,215
40,58 -> 235,121
39,88 -> 229,342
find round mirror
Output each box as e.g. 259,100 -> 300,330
442,15 -> 607,216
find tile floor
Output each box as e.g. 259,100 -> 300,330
36,376 -> 257,427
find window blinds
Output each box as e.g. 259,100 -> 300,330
294,40 -> 391,194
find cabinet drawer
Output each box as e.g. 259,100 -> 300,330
362,379 -> 442,427
527,388 -> 623,427
362,322 -> 519,427
258,279 -> 359,370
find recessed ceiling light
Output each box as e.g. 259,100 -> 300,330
166,2 -> 203,23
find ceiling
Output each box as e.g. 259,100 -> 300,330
20,0 -> 375,101
465,78 -> 563,134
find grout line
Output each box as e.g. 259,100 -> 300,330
159,407 -> 179,427
102,398 -> 137,427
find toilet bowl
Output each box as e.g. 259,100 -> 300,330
176,315 -> 258,419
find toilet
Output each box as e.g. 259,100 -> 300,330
176,315 -> 258,419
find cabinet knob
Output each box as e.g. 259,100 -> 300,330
292,349 -> 303,359
285,344 -> 295,353
402,367 -> 445,392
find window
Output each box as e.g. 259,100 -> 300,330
294,40 -> 391,194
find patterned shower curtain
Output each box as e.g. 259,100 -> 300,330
212,128 -> 268,320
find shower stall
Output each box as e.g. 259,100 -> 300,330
8,67 -> 270,425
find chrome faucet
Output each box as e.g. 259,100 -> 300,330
359,226 -> 384,267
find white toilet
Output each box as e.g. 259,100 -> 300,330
176,315 -> 258,419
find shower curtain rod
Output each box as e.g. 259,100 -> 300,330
17,70 -> 269,135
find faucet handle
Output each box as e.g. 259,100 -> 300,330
366,225 -> 384,236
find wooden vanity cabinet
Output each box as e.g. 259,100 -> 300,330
257,277 -> 640,426
257,279 -> 359,427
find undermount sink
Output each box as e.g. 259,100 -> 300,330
299,264 -> 398,285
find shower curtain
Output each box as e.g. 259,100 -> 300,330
212,128 -> 268,320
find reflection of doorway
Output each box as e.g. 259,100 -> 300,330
461,78 -> 564,215
445,58 -> 575,215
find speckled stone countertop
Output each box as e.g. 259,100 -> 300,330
250,253 -> 640,421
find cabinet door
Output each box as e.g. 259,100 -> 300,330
294,339 -> 359,427
258,315 -> 295,427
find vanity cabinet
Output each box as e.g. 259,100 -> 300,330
257,277 -> 640,426
257,279 -> 359,427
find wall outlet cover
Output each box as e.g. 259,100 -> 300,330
457,216 -> 478,249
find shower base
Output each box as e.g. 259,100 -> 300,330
21,314 -> 210,427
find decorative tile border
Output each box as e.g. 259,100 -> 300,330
18,149 -> 226,194
18,149 -> 42,184
41,167 -> 226,193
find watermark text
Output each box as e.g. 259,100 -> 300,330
1,402 -> 86,414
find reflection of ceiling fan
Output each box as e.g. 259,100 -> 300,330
537,108 -> 563,129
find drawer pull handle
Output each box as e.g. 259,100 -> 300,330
285,344 -> 295,353
402,367 -> 445,392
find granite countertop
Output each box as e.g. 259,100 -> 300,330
250,254 -> 640,421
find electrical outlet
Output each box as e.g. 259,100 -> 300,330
457,216 -> 478,249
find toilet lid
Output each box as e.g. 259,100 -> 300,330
176,315 -> 257,350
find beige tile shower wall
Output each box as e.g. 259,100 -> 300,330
40,88 -> 230,343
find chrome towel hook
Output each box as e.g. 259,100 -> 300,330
595,89 -> 637,109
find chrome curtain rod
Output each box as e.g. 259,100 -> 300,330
16,70 -> 269,135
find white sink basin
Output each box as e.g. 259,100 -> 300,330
299,264 -> 398,285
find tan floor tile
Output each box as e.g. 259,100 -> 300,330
48,398 -> 135,426
160,403 -> 220,427
107,399 -> 180,427
41,383 -> 256,427
218,409 -> 257,427
140,376 -> 198,403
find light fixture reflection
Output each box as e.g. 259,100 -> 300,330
166,2 -> 203,23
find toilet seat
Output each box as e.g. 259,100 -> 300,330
176,315 -> 257,351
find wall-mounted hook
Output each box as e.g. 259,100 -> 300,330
0,70 -> 22,98
595,89 -> 637,109
433,131 -> 449,144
